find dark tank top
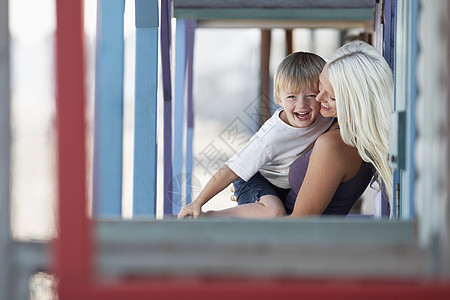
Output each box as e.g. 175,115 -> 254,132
283,146 -> 373,215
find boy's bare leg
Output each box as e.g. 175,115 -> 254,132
204,195 -> 287,218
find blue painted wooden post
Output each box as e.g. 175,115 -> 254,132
404,0 -> 418,219
133,0 -> 159,216
93,0 -> 125,216
383,0 -> 396,69
160,0 -> 174,216
172,18 -> 187,215
0,0 -> 10,297
185,20 -> 196,205
383,0 -> 397,219
391,0 -> 418,220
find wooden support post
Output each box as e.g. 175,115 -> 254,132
339,30 -> 347,46
374,1 -> 383,54
93,0 -> 125,216
285,29 -> 293,56
172,18 -> 187,215
55,0 -> 92,298
161,0 -> 174,215
310,29 -> 316,53
133,0 -> 159,216
0,0 -> 10,298
260,29 -> 271,125
383,0 -> 396,69
446,0 -> 450,275
185,20 -> 196,204
383,0 -> 397,221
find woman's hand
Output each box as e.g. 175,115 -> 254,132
177,201 -> 202,219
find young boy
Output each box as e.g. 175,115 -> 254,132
177,52 -> 333,219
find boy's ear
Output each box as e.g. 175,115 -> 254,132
275,97 -> 282,106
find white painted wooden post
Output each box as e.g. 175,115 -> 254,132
445,0 -> 450,277
393,0 -> 418,220
0,0 -> 10,299
416,0 -> 449,273
172,18 -> 187,215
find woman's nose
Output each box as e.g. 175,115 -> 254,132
315,91 -> 324,102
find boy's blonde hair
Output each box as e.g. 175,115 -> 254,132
326,40 -> 394,209
274,52 -> 325,102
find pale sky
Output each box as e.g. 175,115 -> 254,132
8,0 -> 111,43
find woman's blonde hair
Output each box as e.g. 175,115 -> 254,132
326,40 -> 394,207
274,52 -> 325,101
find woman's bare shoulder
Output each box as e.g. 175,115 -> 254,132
313,128 -> 358,160
315,128 -> 345,148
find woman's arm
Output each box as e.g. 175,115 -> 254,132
177,164 -> 239,219
289,131 -> 361,217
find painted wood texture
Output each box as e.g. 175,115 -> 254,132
76,277 -> 450,300
0,0 -> 10,298
133,0 -> 159,216
383,0 -> 396,69
401,0 -> 420,219
174,0 -> 374,9
185,20 -> 196,204
172,18 -> 187,215
95,219 -> 431,278
415,0 -> 449,246
403,0 -> 418,219
93,0 -> 125,216
160,0 -> 174,215
394,0 -> 418,220
174,8 -> 374,21
260,29 -> 271,125
55,0 -> 92,298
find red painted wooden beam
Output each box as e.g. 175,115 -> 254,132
55,0 -> 92,298
91,278 -> 450,300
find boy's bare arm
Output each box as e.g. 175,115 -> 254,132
177,164 -> 239,219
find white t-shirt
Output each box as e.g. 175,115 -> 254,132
226,108 -> 333,189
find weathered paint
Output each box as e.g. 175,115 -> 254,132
133,0 -> 159,216
55,0 -> 92,299
172,18 -> 187,215
93,0 -> 125,216
161,0 -> 174,216
0,0 -> 10,298
174,8 -> 373,21
185,19 -> 196,204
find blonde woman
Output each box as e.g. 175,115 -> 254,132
284,40 -> 393,217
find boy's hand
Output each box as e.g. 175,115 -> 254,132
230,185 -> 237,202
177,201 -> 202,219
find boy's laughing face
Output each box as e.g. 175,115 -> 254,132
277,86 -> 321,128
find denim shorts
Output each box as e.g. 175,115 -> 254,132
233,172 -> 290,205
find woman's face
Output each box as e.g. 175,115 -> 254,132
316,66 -> 337,118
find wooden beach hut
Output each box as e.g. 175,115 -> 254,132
1,0 -> 450,299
